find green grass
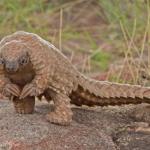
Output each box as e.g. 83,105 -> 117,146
100,0 -> 147,31
91,50 -> 111,71
0,0 -> 52,36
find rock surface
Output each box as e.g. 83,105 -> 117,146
0,100 -> 150,150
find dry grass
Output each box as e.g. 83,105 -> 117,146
0,0 -> 149,85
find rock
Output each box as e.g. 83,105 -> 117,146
130,104 -> 150,124
0,101 -> 117,150
0,100 -> 150,150
115,127 -> 150,150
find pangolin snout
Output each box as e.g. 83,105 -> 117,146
5,61 -> 19,72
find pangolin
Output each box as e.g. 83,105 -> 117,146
0,31 -> 149,125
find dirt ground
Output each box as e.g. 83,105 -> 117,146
0,100 -> 150,150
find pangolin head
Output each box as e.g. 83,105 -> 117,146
0,40 -> 30,73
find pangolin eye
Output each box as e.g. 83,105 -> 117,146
0,58 -> 4,65
19,57 -> 28,65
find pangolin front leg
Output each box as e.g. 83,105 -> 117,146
46,90 -> 73,126
13,96 -> 35,114
3,83 -> 20,98
0,62 -> 20,98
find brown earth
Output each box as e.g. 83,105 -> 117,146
0,100 -> 150,150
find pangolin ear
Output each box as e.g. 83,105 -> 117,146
22,44 -> 30,56
25,49 -> 30,59
21,42 -> 32,61
23,45 -> 31,61
26,51 -> 30,63
0,54 -> 4,65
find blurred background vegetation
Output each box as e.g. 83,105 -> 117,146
0,0 -> 149,85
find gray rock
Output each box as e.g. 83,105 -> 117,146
0,100 -> 150,150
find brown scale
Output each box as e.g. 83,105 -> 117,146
70,85 -> 150,107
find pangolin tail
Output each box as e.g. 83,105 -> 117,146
70,75 -> 150,106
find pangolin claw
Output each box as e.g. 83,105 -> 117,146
3,83 -> 20,97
